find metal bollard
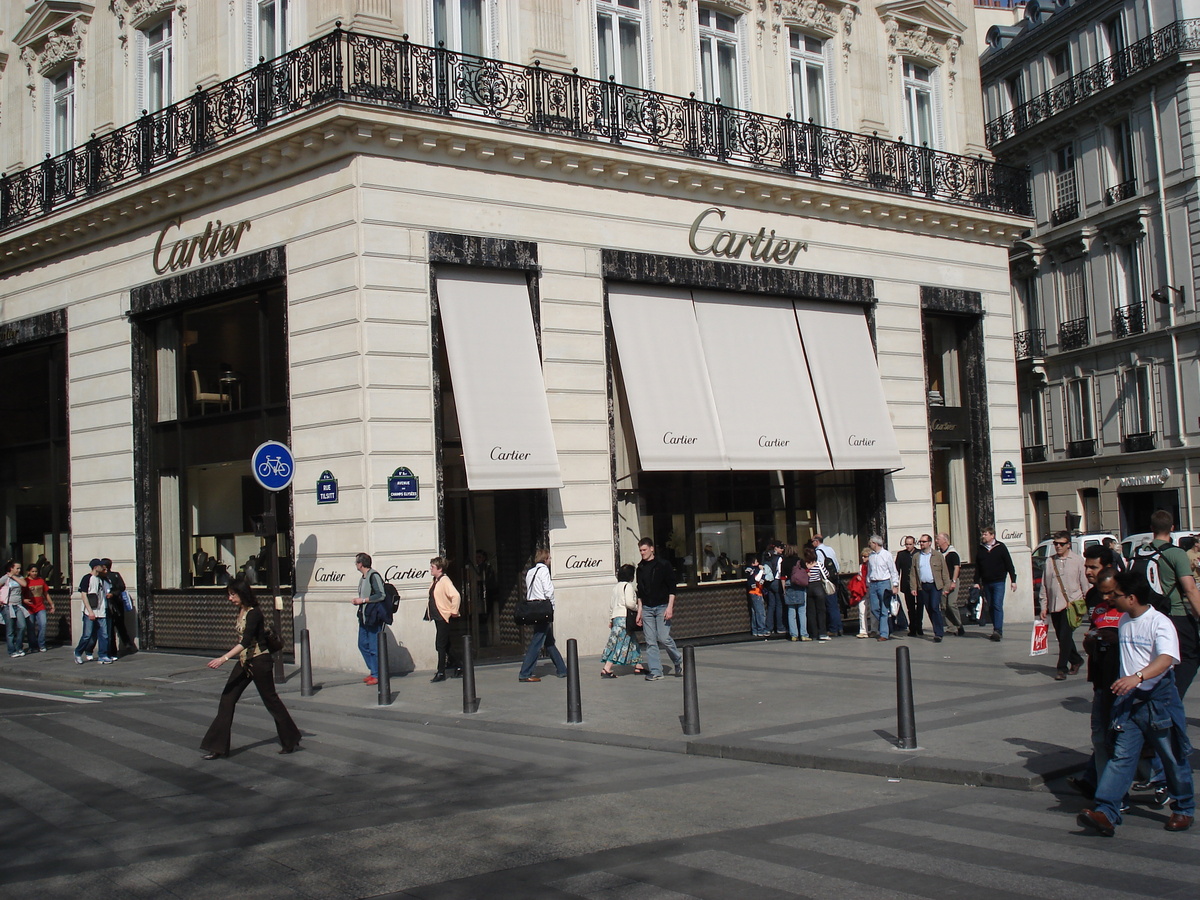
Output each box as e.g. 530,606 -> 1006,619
566,639 -> 582,724
299,629 -> 313,697
896,644 -> 917,749
461,635 -> 480,714
682,645 -> 700,735
377,628 -> 391,706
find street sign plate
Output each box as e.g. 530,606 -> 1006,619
252,441 -> 295,491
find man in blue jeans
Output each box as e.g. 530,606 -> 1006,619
636,537 -> 682,681
1077,569 -> 1194,836
353,552 -> 386,686
74,558 -> 114,664
973,525 -> 1017,641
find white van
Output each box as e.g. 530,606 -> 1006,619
1121,532 -> 1199,560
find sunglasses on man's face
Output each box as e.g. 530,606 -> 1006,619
1053,541 -> 1069,547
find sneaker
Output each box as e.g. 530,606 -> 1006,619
644,674 -> 663,681
364,676 -> 379,686
1152,787 -> 1171,809
98,657 -> 115,665
84,654 -> 94,661
818,635 -> 831,642
789,636 -> 799,642
9,651 -> 24,658
856,633 -> 869,639
673,664 -> 683,677
1132,781 -> 1154,792
74,653 -> 84,664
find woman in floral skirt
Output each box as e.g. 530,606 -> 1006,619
600,564 -> 644,677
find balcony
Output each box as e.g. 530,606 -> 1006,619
1014,328 -> 1046,360
1067,439 -> 1097,458
1106,178 -> 1137,205
1058,316 -> 1090,351
986,19 -> 1200,147
1050,202 -> 1079,226
1123,432 -> 1157,453
1022,444 -> 1047,464
0,29 -> 1033,237
1112,300 -> 1147,339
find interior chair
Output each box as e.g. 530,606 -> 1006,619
191,369 -> 230,414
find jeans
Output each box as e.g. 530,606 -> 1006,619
641,604 -> 681,676
825,589 -> 842,635
1169,614 -> 1199,698
918,583 -> 945,638
765,582 -> 785,633
981,581 -> 1006,635
748,592 -> 767,635
519,621 -> 566,679
74,614 -> 110,659
358,619 -> 382,677
784,586 -> 808,639
1093,681 -> 1195,824
869,580 -> 892,639
1049,610 -> 1083,673
806,584 -> 828,638
27,609 -> 47,651
4,605 -> 26,655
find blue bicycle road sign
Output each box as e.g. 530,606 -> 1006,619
252,441 -> 295,491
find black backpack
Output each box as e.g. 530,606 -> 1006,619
364,571 -> 399,626
1128,545 -> 1175,616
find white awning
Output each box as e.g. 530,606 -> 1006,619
607,284 -> 727,470
436,267 -> 563,490
692,290 -> 833,470
793,302 -> 903,470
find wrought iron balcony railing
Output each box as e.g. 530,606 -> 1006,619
1105,178 -> 1137,205
0,27 -> 1033,236
1014,328 -> 1046,360
1022,444 -> 1047,464
1067,438 -> 1097,458
986,19 -> 1200,147
1050,201 -> 1079,226
1112,300 -> 1147,339
1122,432 -> 1157,453
1058,316 -> 1090,351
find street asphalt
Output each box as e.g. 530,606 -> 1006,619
4,623 -> 1179,793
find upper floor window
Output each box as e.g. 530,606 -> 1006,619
1053,143 -> 1078,220
1059,261 -> 1087,323
1067,378 -> 1094,442
698,6 -> 740,106
1109,120 -> 1136,187
1021,388 -> 1046,449
902,61 -> 936,147
1017,275 -> 1041,332
256,0 -> 290,62
1050,44 -> 1072,85
596,0 -> 645,88
1103,14 -> 1127,56
47,68 -> 75,157
1112,240 -> 1144,311
1005,73 -> 1026,111
434,0 -> 486,56
789,31 -> 827,126
1123,365 -> 1154,437
140,17 -> 174,113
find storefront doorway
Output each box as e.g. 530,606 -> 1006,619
443,489 -> 545,659
1119,489 -> 1179,537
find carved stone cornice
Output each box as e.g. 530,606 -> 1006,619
112,0 -> 181,29
878,1 -> 966,91
17,4 -> 94,93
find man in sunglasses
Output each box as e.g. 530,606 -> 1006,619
1042,531 -> 1088,681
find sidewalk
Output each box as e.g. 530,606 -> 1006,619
0,630 -> 1136,791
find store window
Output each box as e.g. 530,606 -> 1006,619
46,68 -> 75,156
698,6 -> 740,106
0,339 -> 69,587
596,0 -> 645,88
902,61 -> 937,147
434,0 -> 487,56
139,17 -> 174,113
1067,378 -> 1094,442
146,286 -> 290,589
789,31 -> 827,126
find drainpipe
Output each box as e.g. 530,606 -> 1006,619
1150,84 -> 1193,527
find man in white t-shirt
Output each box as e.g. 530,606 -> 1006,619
1077,570 -> 1194,836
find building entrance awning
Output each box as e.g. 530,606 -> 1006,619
436,267 -> 563,490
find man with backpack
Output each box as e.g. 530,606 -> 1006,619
1130,510 -> 1200,698
353,552 -> 387,686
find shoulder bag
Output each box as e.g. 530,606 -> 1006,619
513,564 -> 554,625
1053,559 -> 1087,629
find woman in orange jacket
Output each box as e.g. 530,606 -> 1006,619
427,556 -> 461,682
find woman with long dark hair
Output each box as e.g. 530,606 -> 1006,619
600,563 -> 643,677
427,556 -> 461,682
200,577 -> 301,759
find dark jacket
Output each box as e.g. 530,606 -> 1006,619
976,540 -> 1017,584
636,557 -> 677,607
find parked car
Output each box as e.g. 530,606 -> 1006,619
1121,531 -> 1199,561
1031,533 -> 1117,602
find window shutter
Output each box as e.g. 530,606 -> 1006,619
135,28 -> 147,116
244,0 -> 256,67
932,66 -> 946,150
41,76 -> 52,157
823,37 -> 837,128
1098,372 -> 1120,447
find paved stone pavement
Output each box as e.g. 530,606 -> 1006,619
6,628 -> 1185,790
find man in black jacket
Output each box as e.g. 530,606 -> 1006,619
896,535 -> 920,636
635,537 -> 682,681
972,526 -> 1017,641
103,559 -> 136,657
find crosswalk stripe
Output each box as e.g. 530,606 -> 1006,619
0,686 -> 98,704
668,849 -> 930,899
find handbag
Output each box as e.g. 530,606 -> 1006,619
262,622 -> 285,654
1030,619 -> 1049,656
790,561 -> 810,588
121,590 -> 134,612
621,582 -> 638,612
513,599 -> 553,625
